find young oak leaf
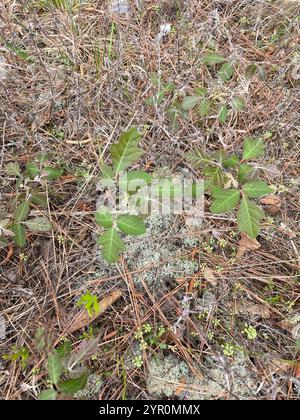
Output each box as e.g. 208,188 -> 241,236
110,127 -> 143,174
237,197 -> 264,238
242,179 -> 273,198
211,189 -> 241,214
117,215 -> 146,236
243,138 -> 264,160
95,206 -> 113,229
97,227 -> 126,263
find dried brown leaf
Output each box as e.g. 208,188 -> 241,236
65,290 -> 122,334
234,302 -> 270,319
236,232 -> 261,259
203,267 -> 217,286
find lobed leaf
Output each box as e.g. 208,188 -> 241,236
110,128 -> 143,174
97,228 -> 126,263
237,197 -> 264,238
243,180 -> 273,198
211,189 -> 241,214
243,137 -> 264,160
117,215 -> 146,236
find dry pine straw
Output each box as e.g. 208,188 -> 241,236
0,0 -> 300,400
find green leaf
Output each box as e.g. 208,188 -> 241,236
203,52 -> 226,66
119,171 -> 152,194
222,155 -> 239,168
59,373 -> 89,395
245,64 -> 257,79
56,340 -> 72,359
47,352 -> 63,385
101,164 -> 114,181
38,389 -> 57,400
5,162 -> 21,176
218,104 -> 228,123
95,206 -> 113,228
211,189 -> 241,214
42,167 -> 63,180
110,128 -> 143,174
194,86 -> 208,97
97,228 -> 126,263
11,223 -> 26,247
243,180 -> 273,198
198,98 -> 211,117
117,215 -> 146,236
232,97 -> 246,112
25,162 -> 40,179
238,164 -> 254,184
204,166 -> 224,191
185,149 -> 212,169
212,149 -> 227,164
22,217 -> 53,232
181,96 -> 200,110
237,197 -> 264,238
243,137 -> 264,160
29,194 -> 48,208
13,201 -> 30,222
218,62 -> 234,82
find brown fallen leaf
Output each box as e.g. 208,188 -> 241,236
233,302 -> 270,319
203,267 -> 217,286
64,290 -> 122,334
260,194 -> 281,214
236,232 -> 261,259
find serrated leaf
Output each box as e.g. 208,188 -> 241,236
13,201 -> 30,222
22,217 -> 53,232
97,228 -> 125,263
194,86 -> 208,97
110,128 -> 143,174
237,197 -> 264,238
47,352 -> 63,385
204,166 -> 224,191
42,167 -> 63,180
211,189 -> 241,214
25,162 -> 40,179
11,223 -> 26,247
181,96 -> 200,110
232,97 -> 246,111
59,373 -> 89,395
117,215 -> 146,236
238,163 -> 254,184
245,64 -> 257,79
243,180 -> 273,198
218,62 -> 234,81
29,194 -> 48,208
212,149 -> 227,164
218,104 -> 228,123
38,389 -> 57,400
119,171 -> 152,194
95,206 -> 113,228
223,155 -> 239,168
203,52 -> 226,66
5,162 -> 21,176
185,149 -> 212,169
198,98 -> 211,117
243,137 -> 264,160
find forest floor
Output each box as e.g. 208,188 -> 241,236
0,0 -> 300,400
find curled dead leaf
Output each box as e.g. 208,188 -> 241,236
260,194 -> 281,214
236,232 -> 261,259
203,267 -> 217,286
233,302 -> 270,319
64,290 -> 122,334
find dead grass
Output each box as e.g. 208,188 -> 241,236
0,0 -> 300,400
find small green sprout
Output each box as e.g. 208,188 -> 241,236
222,342 -> 235,357
133,355 -> 143,368
3,346 -> 30,369
77,290 -> 100,318
243,324 -> 257,340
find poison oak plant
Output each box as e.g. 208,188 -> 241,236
95,127 -> 149,263
1,158 -> 61,247
186,137 -> 273,238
